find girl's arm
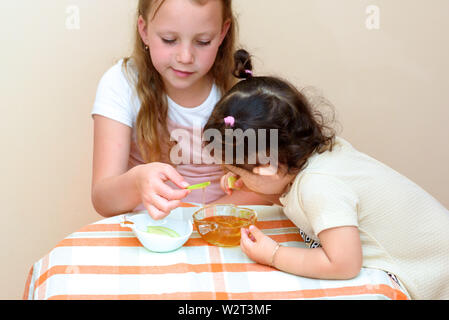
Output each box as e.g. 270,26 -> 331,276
241,225 -> 363,280
91,116 -> 189,218
91,115 -> 138,216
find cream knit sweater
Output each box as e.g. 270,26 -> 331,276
280,137 -> 449,300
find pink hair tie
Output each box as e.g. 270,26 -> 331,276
224,116 -> 235,127
244,69 -> 253,76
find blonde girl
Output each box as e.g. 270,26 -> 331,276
91,0 -> 269,219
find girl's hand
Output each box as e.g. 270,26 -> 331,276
134,162 -> 191,220
240,225 -> 279,267
224,165 -> 294,195
219,172 -> 244,195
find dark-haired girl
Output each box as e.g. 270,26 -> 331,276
204,49 -> 449,300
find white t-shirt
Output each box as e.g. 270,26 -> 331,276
91,58 -> 220,129
91,58 -> 226,204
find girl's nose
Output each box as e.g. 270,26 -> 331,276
176,45 -> 194,64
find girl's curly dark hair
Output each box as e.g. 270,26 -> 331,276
204,49 -> 336,174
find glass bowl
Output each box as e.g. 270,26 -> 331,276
192,204 -> 257,247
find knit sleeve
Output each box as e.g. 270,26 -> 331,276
298,173 -> 360,236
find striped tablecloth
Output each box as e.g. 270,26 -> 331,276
23,204 -> 409,300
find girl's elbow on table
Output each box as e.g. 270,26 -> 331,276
327,256 -> 363,280
318,226 -> 363,279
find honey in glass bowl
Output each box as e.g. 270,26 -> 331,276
192,204 -> 257,247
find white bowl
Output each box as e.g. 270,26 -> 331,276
122,206 -> 196,253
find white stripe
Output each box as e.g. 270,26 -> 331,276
47,246 -> 212,266
45,273 -> 217,296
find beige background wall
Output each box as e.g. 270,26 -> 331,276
1,0 -> 448,299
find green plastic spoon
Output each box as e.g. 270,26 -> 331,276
186,181 -> 211,190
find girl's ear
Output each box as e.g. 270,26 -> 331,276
137,15 -> 149,46
218,19 -> 231,46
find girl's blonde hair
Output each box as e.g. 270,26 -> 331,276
123,0 -> 238,163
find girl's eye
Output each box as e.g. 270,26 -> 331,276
162,38 -> 176,45
197,40 -> 211,46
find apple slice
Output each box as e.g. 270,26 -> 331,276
227,175 -> 237,189
146,226 -> 180,238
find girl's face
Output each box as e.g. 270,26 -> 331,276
225,164 -> 297,196
138,0 -> 230,95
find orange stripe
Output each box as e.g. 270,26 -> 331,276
229,284 -> 409,300
270,233 -> 303,242
37,254 -> 50,300
47,284 -> 408,300
48,292 -> 217,300
22,266 -> 34,300
255,220 -> 296,229
76,221 -> 296,234
55,233 -> 302,248
36,263 -> 274,288
56,237 -> 207,247
387,274 -> 405,295
56,237 -> 143,247
75,220 -> 296,234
